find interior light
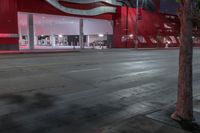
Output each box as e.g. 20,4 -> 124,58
98,34 -> 104,37
129,34 -> 133,38
59,34 -> 63,38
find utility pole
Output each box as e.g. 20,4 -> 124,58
117,0 -> 129,48
135,0 -> 139,49
125,4 -> 129,48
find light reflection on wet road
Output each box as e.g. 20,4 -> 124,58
0,49 -> 199,133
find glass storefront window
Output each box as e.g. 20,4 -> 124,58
18,12 -> 113,50
33,14 -> 80,49
18,13 -> 29,49
84,19 -> 113,49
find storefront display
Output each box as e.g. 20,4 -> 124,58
18,12 -> 113,50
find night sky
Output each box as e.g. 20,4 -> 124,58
128,0 -> 179,14
160,0 -> 179,14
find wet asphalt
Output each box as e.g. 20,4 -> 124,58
0,49 -> 199,133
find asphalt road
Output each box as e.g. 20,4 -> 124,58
0,49 -> 199,133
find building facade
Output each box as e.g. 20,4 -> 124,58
0,0 -> 199,50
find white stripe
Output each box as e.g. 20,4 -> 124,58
46,0 -> 116,16
114,69 -> 164,78
0,33 -> 19,38
68,68 -> 101,73
61,0 -> 122,6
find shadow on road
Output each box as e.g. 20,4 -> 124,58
0,92 -> 57,133
0,92 -> 56,109
0,94 -> 27,104
0,92 -> 127,133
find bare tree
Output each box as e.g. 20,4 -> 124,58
171,0 -> 194,121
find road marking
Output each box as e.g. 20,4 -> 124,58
68,68 -> 101,73
114,69 -> 163,78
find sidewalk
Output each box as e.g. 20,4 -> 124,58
102,115 -> 194,133
102,96 -> 200,133
102,109 -> 200,133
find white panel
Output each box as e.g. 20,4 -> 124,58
34,14 -> 80,35
46,0 -> 117,16
84,19 -> 113,35
18,12 -> 29,35
19,12 -> 113,36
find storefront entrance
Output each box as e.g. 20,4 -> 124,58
18,12 -> 113,50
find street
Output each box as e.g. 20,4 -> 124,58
0,49 -> 199,133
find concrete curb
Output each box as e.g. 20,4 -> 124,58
1,47 -> 199,55
0,50 -> 80,55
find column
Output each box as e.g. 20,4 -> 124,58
79,19 -> 84,49
51,35 -> 56,47
28,14 -> 34,50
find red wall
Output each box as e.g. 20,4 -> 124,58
0,0 -> 19,50
112,6 -> 183,48
112,7 -> 124,48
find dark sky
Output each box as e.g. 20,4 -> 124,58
127,0 -> 179,14
160,0 -> 179,14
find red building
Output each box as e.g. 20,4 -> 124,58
0,0 -> 199,50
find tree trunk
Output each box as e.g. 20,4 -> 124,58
171,0 -> 194,121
